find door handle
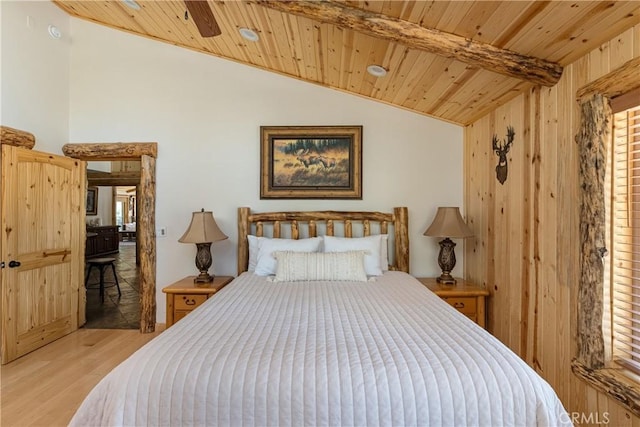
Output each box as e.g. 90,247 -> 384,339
8,260 -> 21,268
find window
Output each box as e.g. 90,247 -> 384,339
606,91 -> 640,374
116,200 -> 125,227
574,59 -> 640,413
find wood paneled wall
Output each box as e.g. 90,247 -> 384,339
464,24 -> 640,424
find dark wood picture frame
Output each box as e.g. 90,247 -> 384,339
260,125 -> 363,199
86,187 -> 98,215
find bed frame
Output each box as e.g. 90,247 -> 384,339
237,207 -> 409,274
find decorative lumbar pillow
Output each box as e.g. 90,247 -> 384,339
254,236 -> 323,276
323,235 -> 384,276
272,251 -> 368,282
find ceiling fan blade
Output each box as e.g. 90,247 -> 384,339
184,0 -> 221,37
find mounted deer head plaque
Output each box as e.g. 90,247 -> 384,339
492,126 -> 515,185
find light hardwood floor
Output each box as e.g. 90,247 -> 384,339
1,327 -> 163,426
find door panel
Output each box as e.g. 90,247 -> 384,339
1,145 -> 85,364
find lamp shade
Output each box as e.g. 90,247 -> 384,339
178,209 -> 228,244
423,207 -> 473,238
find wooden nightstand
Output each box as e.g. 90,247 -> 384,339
163,276 -> 233,327
417,277 -> 489,329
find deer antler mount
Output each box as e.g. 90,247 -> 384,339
492,126 -> 515,185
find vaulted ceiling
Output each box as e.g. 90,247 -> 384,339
53,0 -> 640,125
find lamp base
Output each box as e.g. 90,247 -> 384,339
436,273 -> 457,285
193,242 -> 214,286
437,238 -> 457,286
193,273 -> 214,284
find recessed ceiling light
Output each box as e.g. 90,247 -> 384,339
122,0 -> 141,11
239,28 -> 259,42
367,65 -> 387,77
48,25 -> 62,39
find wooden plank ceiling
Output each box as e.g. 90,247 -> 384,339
53,0 -> 640,125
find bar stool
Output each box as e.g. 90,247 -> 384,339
85,257 -> 121,303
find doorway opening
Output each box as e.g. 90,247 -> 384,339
63,143 -> 157,333
84,165 -> 141,329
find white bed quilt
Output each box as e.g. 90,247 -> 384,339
71,272 -> 570,426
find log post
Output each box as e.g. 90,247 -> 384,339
576,94 -> 609,369
394,207 -> 410,273
237,207 -> 250,274
0,126 -> 36,149
139,154 -> 157,333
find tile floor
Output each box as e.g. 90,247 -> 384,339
84,242 -> 140,329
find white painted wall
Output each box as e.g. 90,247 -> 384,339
68,19 -> 464,321
0,1 -> 70,154
93,186 -> 113,226
2,4 -> 465,323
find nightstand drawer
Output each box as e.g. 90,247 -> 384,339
442,297 -> 477,315
163,276 -> 234,328
174,310 -> 190,323
416,277 -> 489,329
175,294 -> 207,310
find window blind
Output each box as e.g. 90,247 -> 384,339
610,104 -> 640,374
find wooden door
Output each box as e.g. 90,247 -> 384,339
1,145 -> 85,364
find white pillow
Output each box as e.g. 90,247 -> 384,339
248,235 -> 322,272
380,234 -> 389,271
323,235 -> 384,276
272,251 -> 368,282
247,235 -> 259,272
254,236 -> 323,276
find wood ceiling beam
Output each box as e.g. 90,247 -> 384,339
577,56 -> 640,102
87,171 -> 141,187
62,142 -> 157,160
1,126 -> 36,149
257,0 -> 563,87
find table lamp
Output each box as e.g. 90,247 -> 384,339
179,209 -> 228,284
424,207 -> 473,284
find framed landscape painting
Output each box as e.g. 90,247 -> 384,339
260,125 -> 362,199
86,187 -> 98,215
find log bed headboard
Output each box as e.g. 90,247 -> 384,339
237,207 -> 409,274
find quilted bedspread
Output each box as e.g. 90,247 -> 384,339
70,271 -> 570,426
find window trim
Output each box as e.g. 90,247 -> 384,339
574,56 -> 640,416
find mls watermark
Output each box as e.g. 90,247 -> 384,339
561,411 -> 611,425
